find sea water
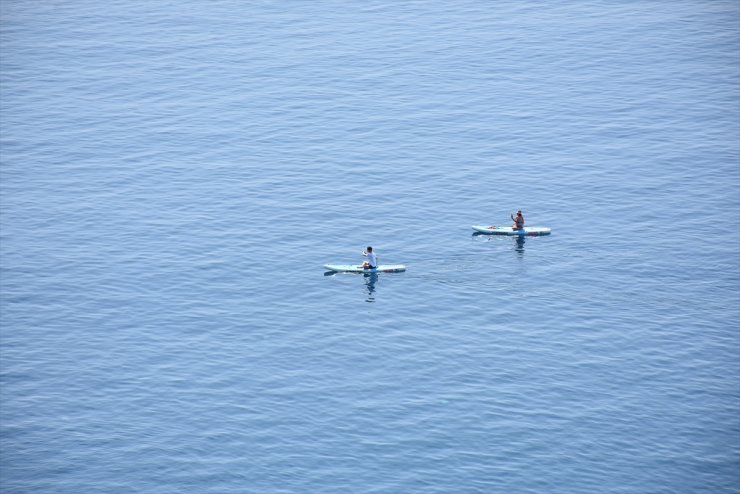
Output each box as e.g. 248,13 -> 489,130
1,1 -> 739,493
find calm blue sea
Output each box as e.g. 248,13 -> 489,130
1,1 -> 739,493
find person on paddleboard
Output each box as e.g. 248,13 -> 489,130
511,210 -> 524,230
361,246 -> 377,269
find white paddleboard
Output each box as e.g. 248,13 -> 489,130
472,225 -> 551,236
324,264 -> 406,273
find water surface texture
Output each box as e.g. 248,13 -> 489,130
2,1 -> 739,493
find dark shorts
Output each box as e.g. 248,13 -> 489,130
364,265 -> 377,270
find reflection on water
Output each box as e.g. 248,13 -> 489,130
323,271 -> 379,303
472,232 -> 526,255
515,236 -> 525,254
364,272 -> 378,303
